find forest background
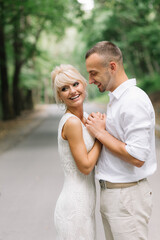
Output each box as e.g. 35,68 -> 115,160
0,0 -> 160,121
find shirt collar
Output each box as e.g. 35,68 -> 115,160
109,78 -> 136,101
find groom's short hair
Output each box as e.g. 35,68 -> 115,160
85,41 -> 123,67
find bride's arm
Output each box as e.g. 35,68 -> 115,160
63,117 -> 101,175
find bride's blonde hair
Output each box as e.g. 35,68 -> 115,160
51,64 -> 87,104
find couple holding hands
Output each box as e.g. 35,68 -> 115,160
51,41 -> 157,240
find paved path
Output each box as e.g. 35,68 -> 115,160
0,104 -> 159,239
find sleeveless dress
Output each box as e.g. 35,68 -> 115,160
54,112 -> 96,240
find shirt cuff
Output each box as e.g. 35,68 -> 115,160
125,144 -> 149,162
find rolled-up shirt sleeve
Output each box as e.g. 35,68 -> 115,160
123,97 -> 154,162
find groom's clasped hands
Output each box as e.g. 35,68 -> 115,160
85,112 -> 106,138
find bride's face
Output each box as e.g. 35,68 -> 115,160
58,80 -> 86,108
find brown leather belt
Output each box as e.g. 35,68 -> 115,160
99,178 -> 146,189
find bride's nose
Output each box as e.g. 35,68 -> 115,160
69,86 -> 76,93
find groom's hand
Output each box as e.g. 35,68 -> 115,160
86,112 -> 106,138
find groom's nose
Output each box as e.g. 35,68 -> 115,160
89,75 -> 95,84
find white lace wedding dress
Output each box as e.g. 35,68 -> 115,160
54,112 -> 96,240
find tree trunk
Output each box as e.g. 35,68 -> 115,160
12,64 -> 22,116
153,60 -> 160,74
25,89 -> 33,110
12,11 -> 23,116
143,49 -> 154,75
0,1 -> 13,120
44,78 -> 49,103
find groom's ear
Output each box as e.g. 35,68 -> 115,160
109,62 -> 116,72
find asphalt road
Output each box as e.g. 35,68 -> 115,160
0,104 -> 159,240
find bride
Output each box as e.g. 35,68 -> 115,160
51,64 -> 103,240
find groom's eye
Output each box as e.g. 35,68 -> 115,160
91,72 -> 97,76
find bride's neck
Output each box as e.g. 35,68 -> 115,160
66,107 -> 84,121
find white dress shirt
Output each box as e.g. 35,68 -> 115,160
95,79 -> 157,183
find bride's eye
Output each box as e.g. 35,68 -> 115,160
61,86 -> 68,91
73,82 -> 79,87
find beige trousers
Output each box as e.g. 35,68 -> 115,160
100,179 -> 153,240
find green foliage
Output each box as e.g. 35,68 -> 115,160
1,0 -> 160,120
138,73 -> 160,94
73,0 -> 160,97
0,0 -> 84,119
90,91 -> 109,104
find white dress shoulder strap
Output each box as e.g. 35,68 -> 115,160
84,111 -> 89,119
58,113 -> 78,139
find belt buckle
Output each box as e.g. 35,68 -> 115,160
100,180 -> 106,190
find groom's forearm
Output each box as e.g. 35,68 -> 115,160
96,129 -> 144,168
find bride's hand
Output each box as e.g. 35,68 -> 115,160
89,112 -> 104,119
86,112 -> 106,138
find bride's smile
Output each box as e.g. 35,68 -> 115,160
59,81 -> 86,107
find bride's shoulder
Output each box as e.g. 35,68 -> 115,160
64,116 -> 83,140
65,116 -> 81,129
59,113 -> 79,124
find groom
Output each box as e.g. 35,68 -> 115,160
85,41 -> 157,240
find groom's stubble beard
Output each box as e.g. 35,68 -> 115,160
99,87 -> 106,93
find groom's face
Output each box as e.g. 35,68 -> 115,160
86,53 -> 113,92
